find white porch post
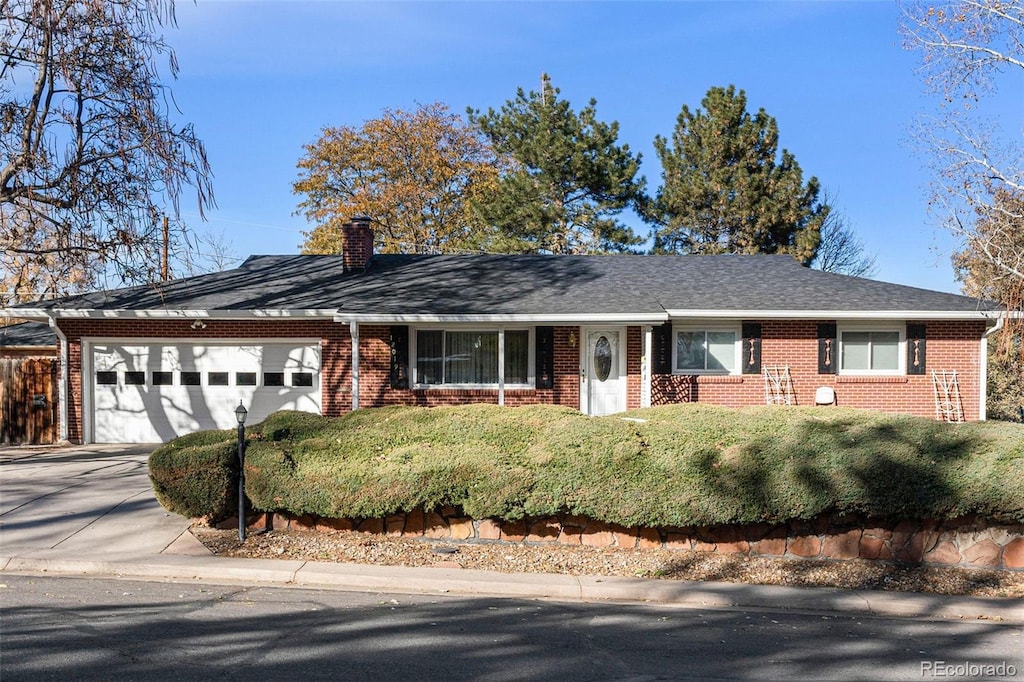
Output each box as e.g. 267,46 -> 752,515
497,327 -> 505,406
641,325 -> 653,408
48,315 -> 69,442
350,320 -> 360,410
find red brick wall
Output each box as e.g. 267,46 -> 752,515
652,320 -> 985,421
57,318 -> 987,442
626,326 -> 643,410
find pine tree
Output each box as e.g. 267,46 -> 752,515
649,86 -> 827,265
468,75 -> 646,254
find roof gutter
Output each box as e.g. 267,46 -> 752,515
979,314 -> 1007,421
46,313 -> 69,443
1,309 -> 51,322
333,313 -> 670,324
3,309 -> 339,320
664,309 -> 1005,321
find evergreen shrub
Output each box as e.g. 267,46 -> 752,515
150,404 -> 1024,527
148,429 -> 238,521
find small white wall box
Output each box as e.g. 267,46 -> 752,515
814,386 -> 836,405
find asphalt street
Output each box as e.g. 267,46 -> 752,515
3,445 -> 1023,682
2,574 -> 1021,682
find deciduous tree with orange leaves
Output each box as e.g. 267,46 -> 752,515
294,102 -> 502,255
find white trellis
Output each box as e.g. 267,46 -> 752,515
932,370 -> 964,423
763,365 -> 793,405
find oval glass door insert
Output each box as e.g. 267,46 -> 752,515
593,335 -> 612,381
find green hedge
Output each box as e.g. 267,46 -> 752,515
151,404 -> 1024,527
148,429 -> 239,521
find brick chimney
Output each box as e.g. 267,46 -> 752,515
341,215 -> 374,272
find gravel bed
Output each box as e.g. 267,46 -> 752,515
192,527 -> 1024,598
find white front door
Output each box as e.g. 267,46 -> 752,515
581,328 -> 626,416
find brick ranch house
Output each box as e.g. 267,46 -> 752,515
2,218 -> 1007,444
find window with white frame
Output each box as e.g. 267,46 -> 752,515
414,329 -> 531,386
673,326 -> 739,374
839,328 -> 902,373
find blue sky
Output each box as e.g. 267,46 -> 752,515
164,0 -> 1018,294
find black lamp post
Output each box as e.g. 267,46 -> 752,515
234,401 -> 248,542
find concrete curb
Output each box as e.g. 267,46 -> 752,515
2,550 -> 1021,624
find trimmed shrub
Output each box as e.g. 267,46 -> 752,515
152,404 -> 1024,527
148,429 -> 238,521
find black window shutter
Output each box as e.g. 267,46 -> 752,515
535,326 -> 555,389
906,323 -> 927,375
817,323 -> 837,374
652,322 -> 673,374
741,322 -> 762,375
389,325 -> 409,389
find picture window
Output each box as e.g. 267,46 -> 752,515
415,329 -> 530,386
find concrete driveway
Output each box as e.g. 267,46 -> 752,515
0,445 -> 192,560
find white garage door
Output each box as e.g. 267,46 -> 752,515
89,342 -> 321,443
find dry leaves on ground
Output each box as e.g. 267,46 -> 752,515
192,527 -> 1024,599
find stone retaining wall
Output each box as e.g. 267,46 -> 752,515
259,509 -> 1024,572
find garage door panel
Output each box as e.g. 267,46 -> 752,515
90,342 -> 321,443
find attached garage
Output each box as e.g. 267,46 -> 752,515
85,340 -> 321,443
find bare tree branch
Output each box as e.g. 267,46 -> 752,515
0,0 -> 214,304
901,0 -> 1024,299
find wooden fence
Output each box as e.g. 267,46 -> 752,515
0,357 -> 58,444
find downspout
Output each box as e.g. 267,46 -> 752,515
979,315 -> 1005,422
47,313 -> 69,443
497,327 -> 505,407
641,325 -> 653,408
350,320 -> 360,411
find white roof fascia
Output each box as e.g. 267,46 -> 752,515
334,312 -> 670,324
0,345 -> 57,350
8,309 -> 340,319
1,309 -> 51,321
664,309 -> 1003,321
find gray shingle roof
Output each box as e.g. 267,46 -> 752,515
0,321 -> 56,347
13,253 -> 992,318
23,255 -> 353,311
